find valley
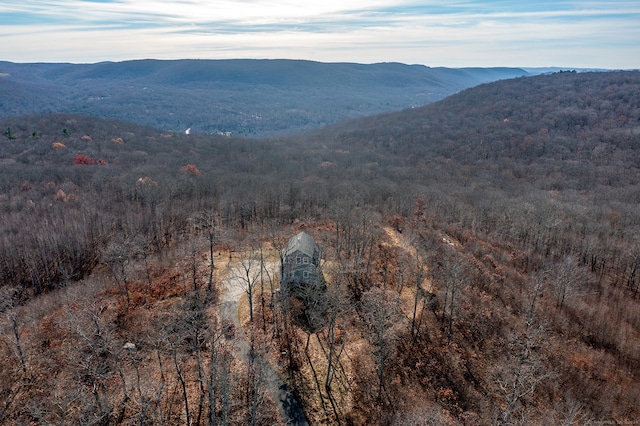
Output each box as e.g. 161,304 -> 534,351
0,60 -> 529,137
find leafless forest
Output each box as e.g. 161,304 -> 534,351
1,70 -> 640,425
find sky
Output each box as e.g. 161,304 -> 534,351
1,0 -> 639,68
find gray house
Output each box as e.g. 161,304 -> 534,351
281,231 -> 322,292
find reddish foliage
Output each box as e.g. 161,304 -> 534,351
180,164 -> 202,176
97,159 -> 108,165
38,311 -> 69,344
148,269 -> 185,300
51,141 -> 66,149
54,189 -> 67,202
106,268 -> 185,306
81,135 -> 92,142
111,137 -> 124,145
129,290 -> 147,307
73,154 -> 95,165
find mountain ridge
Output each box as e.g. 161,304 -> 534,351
0,59 -> 530,136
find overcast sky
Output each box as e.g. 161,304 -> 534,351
1,0 -> 639,68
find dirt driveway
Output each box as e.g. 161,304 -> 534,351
219,260 -> 308,426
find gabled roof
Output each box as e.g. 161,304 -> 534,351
284,231 -> 317,258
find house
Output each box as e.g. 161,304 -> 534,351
281,231 -> 323,292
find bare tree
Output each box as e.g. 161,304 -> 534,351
410,254 -> 427,339
103,236 -> 143,311
268,224 -> 289,339
275,285 -> 303,385
188,235 -> 204,293
192,210 -> 220,294
203,316 -> 234,426
232,249 -> 261,325
547,256 -> 591,308
168,338 -> 191,426
123,342 -> 150,426
246,349 -> 267,426
67,301 -> 117,423
547,396 -> 588,426
331,205 -> 379,301
439,256 -> 466,343
318,269 -> 354,423
495,274 -> 552,424
0,297 -> 29,424
5,311 -> 27,375
361,287 -> 402,401
324,275 -> 348,392
0,286 -> 27,375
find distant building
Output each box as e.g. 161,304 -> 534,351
281,231 -> 323,292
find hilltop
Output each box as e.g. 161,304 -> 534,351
0,59 -> 528,137
1,70 -> 640,425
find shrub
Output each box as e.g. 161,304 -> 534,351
73,154 -> 95,165
180,164 -> 201,176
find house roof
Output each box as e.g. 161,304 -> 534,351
284,231 -> 317,258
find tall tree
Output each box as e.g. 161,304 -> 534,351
548,255 -> 591,308
361,287 -> 402,402
440,256 -> 465,343
495,273 -> 552,424
192,210 -> 220,294
233,249 -> 262,325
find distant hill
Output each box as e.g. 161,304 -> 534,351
0,59 -> 529,136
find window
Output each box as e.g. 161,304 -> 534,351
296,255 -> 301,264
303,256 -> 309,264
303,271 -> 310,279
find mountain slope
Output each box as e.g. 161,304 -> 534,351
0,59 -> 529,136
2,70 -> 640,424
309,70 -> 640,191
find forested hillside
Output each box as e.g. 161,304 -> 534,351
0,59 -> 528,137
1,70 -> 639,425
308,70 -> 640,281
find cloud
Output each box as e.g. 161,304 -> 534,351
1,0 -> 639,67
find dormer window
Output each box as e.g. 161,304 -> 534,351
296,255 -> 301,264
303,257 -> 309,264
